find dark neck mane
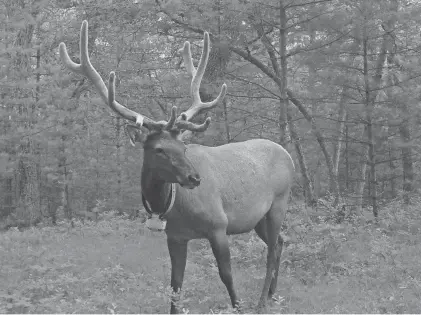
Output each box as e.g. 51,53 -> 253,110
141,167 -> 171,215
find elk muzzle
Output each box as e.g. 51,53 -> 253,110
179,172 -> 201,189
188,173 -> 201,186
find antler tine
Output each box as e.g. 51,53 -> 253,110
164,106 -> 178,130
59,20 -> 159,129
179,42 -> 196,78
178,32 -> 227,122
181,83 -> 227,121
108,72 -> 163,130
176,117 -> 211,133
190,32 -> 210,105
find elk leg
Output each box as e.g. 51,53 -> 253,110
209,231 -> 240,310
269,235 -> 283,298
167,237 -> 188,314
256,200 -> 286,312
254,219 -> 283,299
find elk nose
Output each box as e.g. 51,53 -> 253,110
188,173 -> 201,186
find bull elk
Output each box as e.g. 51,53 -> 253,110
59,21 -> 295,313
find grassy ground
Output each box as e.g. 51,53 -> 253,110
1,198 -> 421,314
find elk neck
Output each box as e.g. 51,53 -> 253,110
141,167 -> 174,217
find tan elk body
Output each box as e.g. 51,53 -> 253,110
165,140 -> 294,237
59,21 -> 294,313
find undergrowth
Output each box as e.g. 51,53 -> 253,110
1,199 -> 421,313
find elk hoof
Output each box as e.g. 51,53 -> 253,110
233,301 -> 243,314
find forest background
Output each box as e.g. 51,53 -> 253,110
1,0 -> 421,313
1,0 -> 421,226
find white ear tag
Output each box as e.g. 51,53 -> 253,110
136,115 -> 144,127
146,216 -> 167,231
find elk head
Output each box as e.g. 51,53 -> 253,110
59,21 -> 226,189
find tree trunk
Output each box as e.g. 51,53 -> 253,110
60,126 -> 71,222
400,117 -> 413,204
355,127 -> 369,214
363,35 -> 378,219
95,141 -> 100,206
388,141 -> 397,199
313,160 -> 322,201
222,98 -> 231,143
345,124 -> 349,191
116,115 -> 123,214
331,87 -> 348,192
278,0 -> 288,147
288,110 -> 314,205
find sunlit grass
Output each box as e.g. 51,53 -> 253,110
1,201 -> 421,313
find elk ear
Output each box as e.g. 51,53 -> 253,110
125,125 -> 148,146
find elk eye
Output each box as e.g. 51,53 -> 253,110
155,147 -> 164,154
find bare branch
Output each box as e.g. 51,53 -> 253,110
286,0 -> 333,9
251,16 -> 281,77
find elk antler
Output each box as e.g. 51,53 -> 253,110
177,32 -> 227,123
108,71 -> 179,131
59,21 -> 220,135
59,20 -> 164,130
